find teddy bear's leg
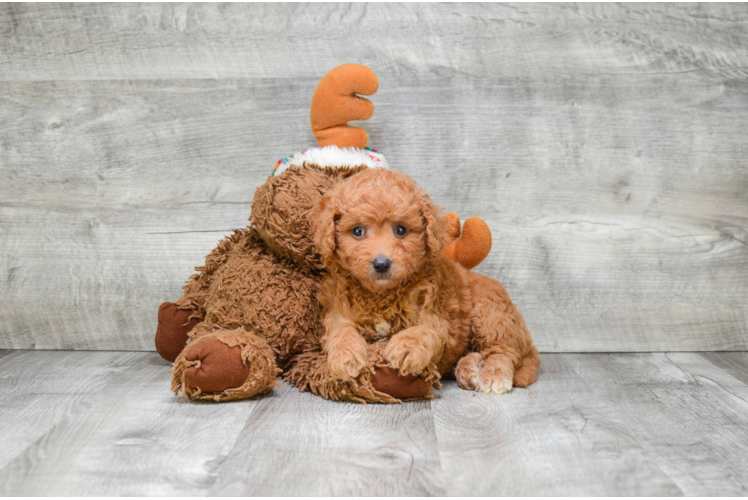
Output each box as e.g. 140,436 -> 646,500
154,302 -> 200,362
285,343 -> 440,403
171,324 -> 280,402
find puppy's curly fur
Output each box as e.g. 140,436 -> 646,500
311,169 -> 540,395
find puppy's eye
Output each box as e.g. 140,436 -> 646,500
352,226 -> 365,238
394,225 -> 408,237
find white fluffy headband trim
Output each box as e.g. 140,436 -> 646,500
272,146 -> 388,177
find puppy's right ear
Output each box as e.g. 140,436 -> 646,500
310,192 -> 339,265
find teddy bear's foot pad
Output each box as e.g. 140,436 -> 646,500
171,329 -> 281,402
371,366 -> 433,400
155,302 -> 199,362
182,338 -> 250,393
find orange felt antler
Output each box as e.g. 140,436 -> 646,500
443,214 -> 493,270
310,64 -> 379,149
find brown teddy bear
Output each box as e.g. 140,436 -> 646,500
155,64 -> 493,403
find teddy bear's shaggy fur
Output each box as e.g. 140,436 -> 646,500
311,168 -> 541,394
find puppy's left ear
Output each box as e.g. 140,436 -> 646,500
418,190 -> 448,256
310,192 -> 339,265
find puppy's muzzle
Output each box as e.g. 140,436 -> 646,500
372,257 -> 392,274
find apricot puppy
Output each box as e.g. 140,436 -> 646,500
311,169 -> 540,395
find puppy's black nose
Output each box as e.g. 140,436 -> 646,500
372,257 -> 392,274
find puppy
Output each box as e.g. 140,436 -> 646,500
310,169 -> 540,395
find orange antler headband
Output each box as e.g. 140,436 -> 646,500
310,63 -> 379,149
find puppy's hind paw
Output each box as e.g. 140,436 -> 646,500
455,352 -> 483,391
455,352 -> 513,395
479,371 -> 513,395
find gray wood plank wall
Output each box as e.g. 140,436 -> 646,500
1,3 -> 747,351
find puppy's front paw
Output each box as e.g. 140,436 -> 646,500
327,343 -> 368,381
384,335 -> 431,376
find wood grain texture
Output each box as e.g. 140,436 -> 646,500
433,352 -> 748,495
432,355 -> 682,496
0,352 -> 255,495
210,384 -> 444,496
1,3 -> 747,351
0,350 -> 143,469
3,351 -> 748,495
701,352 -> 748,385
566,353 -> 748,496
2,3 -> 747,81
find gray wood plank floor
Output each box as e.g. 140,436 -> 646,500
2,3 -> 748,353
2,350 -> 748,496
